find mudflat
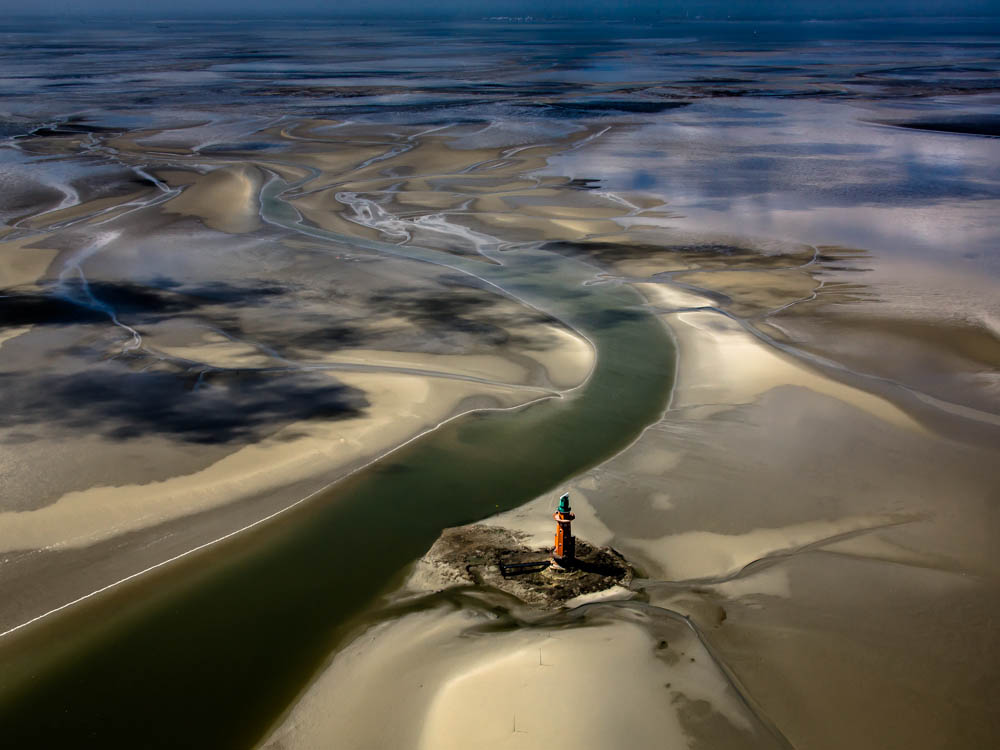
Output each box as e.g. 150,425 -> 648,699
0,16 -> 998,750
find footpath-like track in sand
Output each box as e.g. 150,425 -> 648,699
0,172 -> 677,748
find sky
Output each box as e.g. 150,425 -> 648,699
3,0 -> 999,19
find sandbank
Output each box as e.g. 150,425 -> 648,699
657,301 -> 925,433
0,234 -> 61,287
163,164 -> 262,234
262,605 -> 775,750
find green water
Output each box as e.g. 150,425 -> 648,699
0,181 -> 675,748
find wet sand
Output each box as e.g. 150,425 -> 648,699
263,604 -> 785,750
0,125 -> 606,635
1,20 -> 998,748
262,209 -> 998,750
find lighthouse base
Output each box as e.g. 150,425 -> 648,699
549,553 -> 575,570
413,524 -> 634,610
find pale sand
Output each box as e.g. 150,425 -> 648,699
18,190 -> 151,231
144,333 -> 278,369
480,480 -> 905,584
145,323 -> 593,390
636,280 -> 714,309
470,193 -> 518,213
708,567 -> 792,600
286,190 -> 384,241
163,164 -> 262,234
525,324 -> 595,388
563,584 -> 635,607
415,620 -> 738,750
659,304 -> 925,433
281,143 -> 393,182
0,234 -> 61,287
254,160 -> 314,184
394,190 -> 472,211
819,532 -> 960,572
624,444 -> 683,475
519,203 -> 625,220
11,114 -> 994,749
279,130 -> 562,195
0,373 -> 551,553
636,280 -> 930,433
0,326 -> 32,350
477,485 -> 615,552
251,126 -> 996,750
672,269 -> 819,317
152,168 -> 200,187
294,187 -> 626,248
459,211 -> 623,243
628,514 -> 906,581
262,606 -> 761,750
451,272 -> 931,589
395,188 -> 565,214
278,118 -> 349,140
105,132 -> 195,157
279,125 -> 620,246
404,483 -> 617,596
699,552 -> 998,750
611,255 -> 692,278
301,330 -> 592,390
304,347 -> 526,389
615,193 -> 670,211
342,139 -> 552,187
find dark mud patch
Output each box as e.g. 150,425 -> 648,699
415,524 -> 634,609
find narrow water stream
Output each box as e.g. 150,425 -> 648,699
0,177 -> 676,748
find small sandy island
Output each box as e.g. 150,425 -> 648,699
409,524 -> 634,609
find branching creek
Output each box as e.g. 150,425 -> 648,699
0,163 -> 689,747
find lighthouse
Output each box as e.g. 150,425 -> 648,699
552,493 -> 576,566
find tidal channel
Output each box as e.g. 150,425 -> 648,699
0,175 -> 676,748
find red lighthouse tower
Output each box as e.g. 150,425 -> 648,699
553,493 -> 576,567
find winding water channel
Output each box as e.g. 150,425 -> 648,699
0,176 -> 676,747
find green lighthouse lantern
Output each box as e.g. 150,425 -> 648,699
553,493 -> 576,565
